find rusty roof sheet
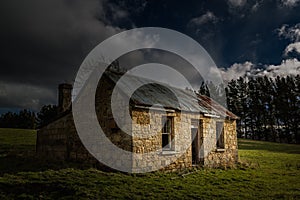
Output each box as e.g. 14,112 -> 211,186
105,71 -> 238,119
197,95 -> 239,119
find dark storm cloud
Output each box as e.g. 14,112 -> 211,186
181,0 -> 300,81
213,0 -> 300,66
1,0 -> 300,112
0,0 -> 125,110
0,82 -> 55,110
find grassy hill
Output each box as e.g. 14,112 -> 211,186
0,128 -> 299,199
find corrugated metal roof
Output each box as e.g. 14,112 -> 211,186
197,95 -> 239,119
105,71 -> 238,119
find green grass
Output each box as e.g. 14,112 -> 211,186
0,128 -> 36,156
0,128 -> 299,199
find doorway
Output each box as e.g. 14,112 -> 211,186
191,128 -> 198,164
191,119 -> 203,165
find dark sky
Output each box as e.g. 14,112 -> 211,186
0,0 -> 300,113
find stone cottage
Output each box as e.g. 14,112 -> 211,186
36,69 -> 239,172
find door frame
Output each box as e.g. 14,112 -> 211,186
191,119 -> 203,165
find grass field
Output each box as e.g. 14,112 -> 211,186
0,128 -> 299,199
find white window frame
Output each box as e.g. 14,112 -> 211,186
162,117 -> 173,151
216,121 -> 225,149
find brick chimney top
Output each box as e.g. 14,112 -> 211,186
58,83 -> 73,113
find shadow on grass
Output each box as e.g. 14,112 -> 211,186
0,180 -> 77,199
0,154 -> 97,175
0,143 -> 107,175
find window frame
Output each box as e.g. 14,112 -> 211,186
162,116 -> 174,151
216,121 -> 225,149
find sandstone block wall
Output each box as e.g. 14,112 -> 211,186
131,109 -> 238,171
203,120 -> 238,167
36,113 -> 96,162
37,110 -> 238,171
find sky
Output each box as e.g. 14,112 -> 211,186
0,0 -> 300,113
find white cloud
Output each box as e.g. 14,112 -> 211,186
108,3 -> 130,22
277,24 -> 300,56
251,1 -> 260,12
277,24 -> 300,42
284,42 -> 300,55
280,0 -> 300,7
272,24 -> 300,78
227,0 -> 247,7
220,61 -> 253,81
257,58 -> 300,78
221,59 -> 300,82
189,11 -> 218,26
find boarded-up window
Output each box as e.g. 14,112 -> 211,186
162,117 -> 173,150
216,122 -> 225,149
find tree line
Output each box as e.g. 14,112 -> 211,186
1,74 -> 299,144
0,105 -> 58,129
200,75 -> 300,144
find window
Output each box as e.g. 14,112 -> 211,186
162,117 -> 173,150
216,122 -> 225,149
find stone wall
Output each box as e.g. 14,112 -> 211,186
131,109 -> 238,171
37,108 -> 238,171
37,73 -> 132,165
204,119 -> 238,168
95,73 -> 133,152
36,113 -> 96,163
131,109 -> 193,172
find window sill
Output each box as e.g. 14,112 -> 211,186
160,150 -> 178,155
216,148 -> 225,152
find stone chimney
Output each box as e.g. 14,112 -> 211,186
58,83 -> 73,113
